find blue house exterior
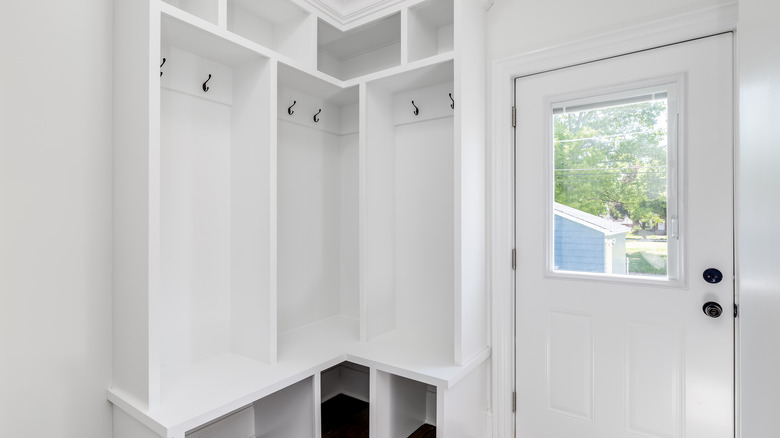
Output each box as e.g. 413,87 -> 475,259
553,203 -> 628,275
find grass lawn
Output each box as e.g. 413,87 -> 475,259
626,239 -> 667,276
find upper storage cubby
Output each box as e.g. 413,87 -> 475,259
227,0 -> 315,67
407,0 -> 454,62
162,0 -> 218,24
317,13 -> 401,80
159,13 -> 276,383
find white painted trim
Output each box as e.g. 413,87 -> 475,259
293,0 -> 419,28
492,3 -> 738,80
292,0 -> 494,30
488,4 -> 738,437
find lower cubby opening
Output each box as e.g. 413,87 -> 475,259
321,362 -> 370,437
375,371 -> 437,438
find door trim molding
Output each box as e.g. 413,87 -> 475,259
488,4 -> 738,437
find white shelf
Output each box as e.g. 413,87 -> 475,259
278,317 -> 360,366
318,13 -> 402,80
339,51 -> 453,87
109,315 -> 489,437
280,317 -> 490,389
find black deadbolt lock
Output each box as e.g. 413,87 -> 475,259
703,268 -> 723,284
703,302 -> 723,318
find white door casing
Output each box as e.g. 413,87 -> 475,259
515,34 -> 734,438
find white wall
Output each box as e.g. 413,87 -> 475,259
488,1 -> 780,438
737,1 -> 780,436
0,1 -> 113,437
486,0 -> 733,60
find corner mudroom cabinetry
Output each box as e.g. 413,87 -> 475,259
111,1 -> 489,437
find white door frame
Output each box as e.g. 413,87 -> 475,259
488,4 -> 739,438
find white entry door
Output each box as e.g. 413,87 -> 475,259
515,34 -> 734,438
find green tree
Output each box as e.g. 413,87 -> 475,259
554,100 -> 668,229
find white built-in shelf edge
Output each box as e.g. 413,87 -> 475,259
109,316 -> 490,437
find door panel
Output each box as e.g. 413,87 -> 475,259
515,34 -> 734,438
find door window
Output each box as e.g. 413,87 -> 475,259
549,85 -> 679,281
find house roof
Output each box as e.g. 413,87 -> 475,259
554,202 -> 629,236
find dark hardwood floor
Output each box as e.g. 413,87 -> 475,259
407,423 -> 436,437
322,394 -> 369,438
321,394 -> 436,437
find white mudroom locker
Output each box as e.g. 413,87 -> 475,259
110,0 -> 490,437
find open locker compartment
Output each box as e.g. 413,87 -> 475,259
276,62 -> 361,361
362,59 -> 456,363
157,13 -> 276,402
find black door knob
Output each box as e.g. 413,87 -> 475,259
703,268 -> 723,284
703,302 -> 723,318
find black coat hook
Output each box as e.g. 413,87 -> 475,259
449,93 -> 454,109
288,101 -> 296,115
160,58 -> 166,77
202,74 -> 211,92
314,109 -> 321,123
412,101 -> 419,116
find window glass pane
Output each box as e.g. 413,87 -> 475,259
552,91 -> 670,278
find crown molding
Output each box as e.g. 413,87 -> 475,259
295,0 -> 406,27
295,0 -> 495,27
